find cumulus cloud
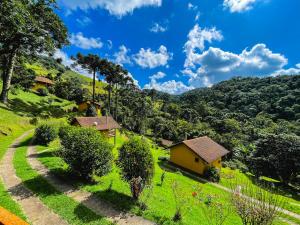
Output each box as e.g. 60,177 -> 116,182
223,0 -> 257,13
150,23 -> 167,33
133,45 -> 172,69
127,72 -> 140,87
271,63 -> 300,76
144,72 -> 193,94
187,2 -> 198,10
59,0 -> 162,17
114,45 -> 132,66
184,24 -> 223,68
183,44 -> 291,87
70,32 -> 103,49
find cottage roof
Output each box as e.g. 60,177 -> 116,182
72,116 -> 121,131
35,76 -> 54,85
172,136 -> 229,163
160,139 -> 173,147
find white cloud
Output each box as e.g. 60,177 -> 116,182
76,16 -> 92,26
114,45 -> 132,66
149,71 -> 166,80
150,23 -> 167,33
70,32 -> 103,49
133,45 -> 172,68
184,24 -> 223,68
195,12 -> 201,21
183,44 -> 291,87
127,72 -> 140,87
59,0 -> 162,17
144,71 -> 193,94
107,40 -> 113,49
54,49 -> 91,77
271,64 -> 300,76
223,0 -> 257,13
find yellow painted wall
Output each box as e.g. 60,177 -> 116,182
32,82 -> 47,91
170,144 -> 222,175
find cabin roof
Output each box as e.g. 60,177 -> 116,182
72,116 -> 121,131
172,136 -> 229,163
160,139 -> 174,147
35,76 -> 54,85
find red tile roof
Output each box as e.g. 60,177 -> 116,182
72,116 -> 121,131
173,136 -> 229,163
35,76 -> 54,85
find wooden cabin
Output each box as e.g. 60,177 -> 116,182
78,101 -> 101,115
170,136 -> 229,175
32,76 -> 54,91
71,116 -> 121,143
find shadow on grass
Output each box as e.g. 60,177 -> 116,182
4,97 -> 70,118
158,160 -> 207,184
244,173 -> 300,201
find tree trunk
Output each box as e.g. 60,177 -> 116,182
92,69 -> 96,102
0,52 -> 17,104
108,84 -> 111,116
115,84 -> 118,121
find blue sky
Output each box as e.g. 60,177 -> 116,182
54,0 -> 300,94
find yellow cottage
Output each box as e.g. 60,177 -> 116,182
78,101 -> 101,115
170,136 -> 229,175
32,76 -> 54,91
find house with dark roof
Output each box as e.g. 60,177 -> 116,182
32,76 -> 54,91
71,116 -> 121,142
169,136 -> 229,175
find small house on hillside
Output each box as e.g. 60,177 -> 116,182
71,116 -> 121,143
170,136 -> 229,175
78,101 -> 101,115
160,139 -> 174,148
32,76 -> 54,91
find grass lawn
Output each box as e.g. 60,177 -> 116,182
0,83 -> 73,220
220,168 -> 300,215
13,134 -> 113,225
35,132 -> 291,225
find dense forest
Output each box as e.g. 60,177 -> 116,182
7,56 -> 300,186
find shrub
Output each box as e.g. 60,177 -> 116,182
230,182 -> 284,225
86,104 -> 97,117
204,167 -> 220,183
59,126 -> 113,181
117,136 -> 154,200
34,124 -> 57,145
37,88 -> 49,96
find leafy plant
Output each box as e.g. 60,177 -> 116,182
58,126 -> 113,181
117,136 -> 154,200
34,124 -> 57,145
37,88 -> 49,96
204,167 -> 221,183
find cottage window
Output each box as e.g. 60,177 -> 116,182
195,158 -> 199,163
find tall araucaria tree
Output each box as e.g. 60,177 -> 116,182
71,53 -> 108,103
0,0 -> 68,103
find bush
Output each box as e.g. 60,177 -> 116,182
59,126 -> 113,181
34,124 -> 57,145
37,88 -> 49,96
204,167 -> 220,183
117,136 -> 154,199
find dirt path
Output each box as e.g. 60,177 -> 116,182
0,132 -> 69,225
27,144 -> 155,225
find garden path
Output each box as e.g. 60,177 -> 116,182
27,144 -> 156,225
0,132 -> 69,225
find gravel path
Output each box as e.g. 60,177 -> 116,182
27,144 -> 156,225
0,132 -> 69,225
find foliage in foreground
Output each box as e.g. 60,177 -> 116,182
230,182 -> 285,225
117,136 -> 154,200
59,126 -> 113,180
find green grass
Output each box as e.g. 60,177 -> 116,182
35,132 -> 294,225
0,81 -> 74,220
220,167 -> 300,215
13,135 -> 113,225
